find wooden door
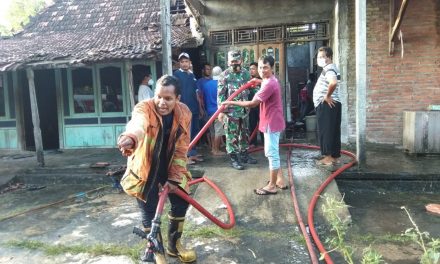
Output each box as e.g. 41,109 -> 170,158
257,43 -> 285,83
213,43 -> 285,83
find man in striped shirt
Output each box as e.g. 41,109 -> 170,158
313,46 -> 342,166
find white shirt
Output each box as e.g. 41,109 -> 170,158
313,63 -> 341,107
138,84 -> 154,101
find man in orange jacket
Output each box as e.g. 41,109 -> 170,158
117,75 -> 196,263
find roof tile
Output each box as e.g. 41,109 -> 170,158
0,0 -> 200,70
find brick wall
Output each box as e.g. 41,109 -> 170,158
347,0 -> 440,144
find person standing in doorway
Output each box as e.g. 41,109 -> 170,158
196,63 -> 212,91
248,62 -> 263,148
313,46 -> 342,166
218,50 -> 257,170
117,75 -> 197,262
173,52 -> 205,165
222,55 -> 287,195
138,73 -> 154,102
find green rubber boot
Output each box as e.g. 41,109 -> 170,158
166,215 -> 197,263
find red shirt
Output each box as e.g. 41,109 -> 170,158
254,75 -> 285,133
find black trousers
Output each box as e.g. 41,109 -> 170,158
137,173 -> 189,228
249,107 -> 264,146
316,101 -> 342,158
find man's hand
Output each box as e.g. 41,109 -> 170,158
218,112 -> 226,123
199,108 -> 206,119
323,95 -> 335,108
117,135 -> 134,156
221,101 -> 233,106
164,181 -> 178,193
250,78 -> 262,87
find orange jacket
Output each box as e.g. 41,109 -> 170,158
120,99 -> 192,201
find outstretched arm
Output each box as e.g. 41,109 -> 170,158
222,98 -> 260,108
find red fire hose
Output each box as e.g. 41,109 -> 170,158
249,121 -> 259,144
155,177 -> 236,230
150,80 -> 260,231
160,80 -> 356,263
306,147 -> 357,264
175,177 -> 235,229
188,80 -> 260,151
286,147 -> 320,264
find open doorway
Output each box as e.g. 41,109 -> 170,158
286,40 -> 326,121
20,71 -> 34,150
34,70 -> 59,150
21,69 -> 59,150
132,65 -> 152,103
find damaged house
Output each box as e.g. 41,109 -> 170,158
0,0 -> 202,151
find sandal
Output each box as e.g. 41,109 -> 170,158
254,187 -> 277,195
277,184 -> 289,190
266,181 -> 288,190
211,151 -> 226,156
190,156 -> 204,162
315,160 -> 334,166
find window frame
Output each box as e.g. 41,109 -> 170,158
0,72 -> 10,120
68,66 -> 97,117
97,63 -> 126,116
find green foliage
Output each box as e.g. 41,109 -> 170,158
4,239 -> 144,261
401,206 -> 440,264
184,222 -> 300,242
320,194 -> 355,264
361,246 -> 386,264
320,194 -> 386,264
0,0 -> 48,36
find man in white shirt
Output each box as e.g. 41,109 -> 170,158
138,73 -> 154,101
313,46 -> 341,166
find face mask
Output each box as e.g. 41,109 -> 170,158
317,58 -> 326,68
148,79 -> 154,86
232,64 -> 241,72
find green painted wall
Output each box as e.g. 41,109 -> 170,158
65,125 -> 122,148
0,129 -> 18,149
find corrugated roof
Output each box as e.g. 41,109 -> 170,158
0,0 -> 201,70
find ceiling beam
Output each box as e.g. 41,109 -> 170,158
389,0 -> 410,55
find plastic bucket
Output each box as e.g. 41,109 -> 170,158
305,115 -> 317,132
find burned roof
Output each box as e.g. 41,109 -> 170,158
0,0 -> 201,71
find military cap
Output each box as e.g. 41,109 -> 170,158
228,50 -> 242,62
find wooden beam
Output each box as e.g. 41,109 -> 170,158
389,0 -> 395,54
124,61 -> 135,110
26,68 -> 45,167
55,69 -> 64,149
161,0 -> 172,75
389,0 -> 410,55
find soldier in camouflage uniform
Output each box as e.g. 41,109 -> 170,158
217,50 -> 257,170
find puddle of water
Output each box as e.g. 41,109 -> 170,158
336,179 -> 440,262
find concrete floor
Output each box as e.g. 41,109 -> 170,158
0,135 -> 439,263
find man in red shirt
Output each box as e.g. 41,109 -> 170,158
222,55 -> 287,195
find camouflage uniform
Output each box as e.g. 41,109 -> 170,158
217,67 -> 251,154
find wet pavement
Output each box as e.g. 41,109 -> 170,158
0,132 -> 439,263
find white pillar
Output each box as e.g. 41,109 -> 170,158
355,0 -> 367,167
334,0 -> 350,144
